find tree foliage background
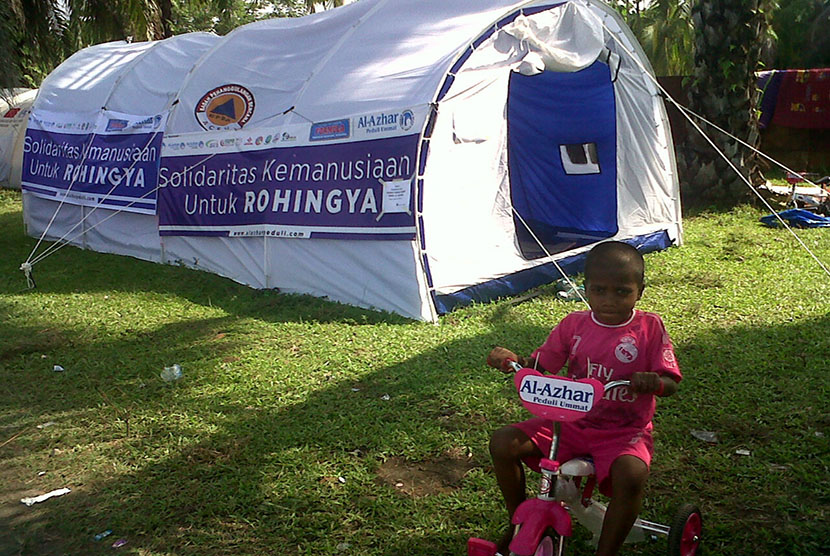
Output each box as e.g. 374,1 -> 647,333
611,0 -> 830,205
611,0 -> 830,76
0,0 -> 343,89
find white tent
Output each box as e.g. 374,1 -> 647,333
23,31 -> 219,261
0,88 -> 37,189
21,0 -> 681,321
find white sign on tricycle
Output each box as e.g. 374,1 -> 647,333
514,369 -> 603,422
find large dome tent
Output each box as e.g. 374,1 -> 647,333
21,0 -> 681,321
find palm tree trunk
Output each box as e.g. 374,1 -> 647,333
679,0 -> 768,205
157,0 -> 173,39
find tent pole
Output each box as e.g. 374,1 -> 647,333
264,236 -> 270,289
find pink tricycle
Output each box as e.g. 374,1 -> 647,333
468,362 -> 702,556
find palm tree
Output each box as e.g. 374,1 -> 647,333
1,0 -> 172,89
1,0 -> 343,90
639,0 -> 695,76
770,0 -> 830,68
678,0 -> 770,205
613,0 -> 695,76
305,0 -> 347,12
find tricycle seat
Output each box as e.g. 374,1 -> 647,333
559,457 -> 595,477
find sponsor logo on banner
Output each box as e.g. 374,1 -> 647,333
108,117 -> 162,132
356,109 -> 416,135
400,110 -> 414,130
195,84 -> 255,131
128,114 -> 164,131
309,119 -> 350,141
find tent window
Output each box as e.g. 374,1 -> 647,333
561,143 -> 600,174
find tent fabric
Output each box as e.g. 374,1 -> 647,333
166,1 -> 604,134
434,229 -> 672,313
20,0 -> 682,322
0,89 -> 37,188
23,32 -> 220,259
34,32 -> 219,114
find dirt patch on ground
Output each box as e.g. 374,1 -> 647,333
0,462 -> 72,556
0,327 -> 70,362
375,448 -> 476,497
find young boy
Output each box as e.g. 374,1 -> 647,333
487,241 -> 681,556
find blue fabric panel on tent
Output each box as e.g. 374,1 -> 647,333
432,230 -> 673,315
507,62 -> 618,258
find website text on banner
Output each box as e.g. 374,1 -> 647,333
21,110 -> 167,214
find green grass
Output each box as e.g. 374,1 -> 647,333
0,189 -> 828,556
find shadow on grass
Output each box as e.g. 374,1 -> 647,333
0,207 -> 412,327
0,307 -> 550,555
1,301 -> 828,555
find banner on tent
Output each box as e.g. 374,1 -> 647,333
158,106 -> 426,240
21,109 -> 167,214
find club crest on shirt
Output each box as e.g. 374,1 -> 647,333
615,339 -> 638,363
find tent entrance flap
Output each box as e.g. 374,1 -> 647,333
507,61 -> 618,260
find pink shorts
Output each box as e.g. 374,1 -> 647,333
511,418 -> 653,496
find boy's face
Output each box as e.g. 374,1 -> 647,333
585,270 -> 643,325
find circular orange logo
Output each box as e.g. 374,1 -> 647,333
195,84 -> 255,131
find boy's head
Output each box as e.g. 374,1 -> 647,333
583,241 -> 645,325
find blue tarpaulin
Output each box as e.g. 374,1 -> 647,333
760,209 -> 830,228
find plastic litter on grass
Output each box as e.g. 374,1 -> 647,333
690,430 -> 718,443
160,364 -> 183,382
93,530 -> 113,541
20,487 -> 70,506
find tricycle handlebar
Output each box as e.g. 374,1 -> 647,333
506,360 -> 630,393
506,360 -> 523,372
604,379 -> 630,392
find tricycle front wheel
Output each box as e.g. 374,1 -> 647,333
530,534 -> 566,556
667,503 -> 702,556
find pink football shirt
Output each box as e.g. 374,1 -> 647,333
532,310 -> 681,430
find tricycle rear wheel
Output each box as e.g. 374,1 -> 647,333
667,503 -> 702,556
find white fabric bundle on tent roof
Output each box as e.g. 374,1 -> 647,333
21,0 -> 681,321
